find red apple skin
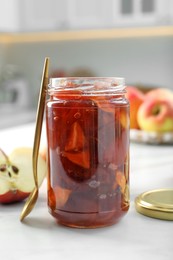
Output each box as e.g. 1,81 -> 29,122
146,88 -> 173,104
125,86 -> 145,129
137,98 -> 173,132
0,190 -> 30,204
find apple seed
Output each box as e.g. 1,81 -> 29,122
8,171 -> 12,178
0,164 -> 7,172
12,165 -> 19,174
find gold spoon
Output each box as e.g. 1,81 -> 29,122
20,57 -> 49,221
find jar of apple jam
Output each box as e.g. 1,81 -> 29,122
46,77 -> 130,228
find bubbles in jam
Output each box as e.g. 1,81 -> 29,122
46,93 -> 130,228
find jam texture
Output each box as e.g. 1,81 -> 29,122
46,91 -> 130,228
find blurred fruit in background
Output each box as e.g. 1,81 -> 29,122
125,86 -> 145,129
126,86 -> 173,133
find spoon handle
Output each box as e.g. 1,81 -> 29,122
33,57 -> 49,188
20,58 -> 49,222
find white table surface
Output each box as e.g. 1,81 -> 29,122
0,123 -> 173,260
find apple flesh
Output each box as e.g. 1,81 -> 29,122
137,98 -> 173,132
0,147 -> 46,204
125,86 -> 145,129
39,145 -> 47,161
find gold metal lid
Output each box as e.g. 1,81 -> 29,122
135,189 -> 173,221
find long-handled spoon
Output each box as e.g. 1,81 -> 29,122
20,57 -> 49,221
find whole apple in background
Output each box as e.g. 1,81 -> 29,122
137,98 -> 173,132
146,88 -> 173,105
125,86 -> 145,129
0,147 -> 46,204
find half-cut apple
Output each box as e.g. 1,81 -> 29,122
0,147 -> 46,204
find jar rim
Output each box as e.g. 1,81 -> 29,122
48,77 -> 125,95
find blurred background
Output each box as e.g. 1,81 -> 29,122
0,0 -> 173,128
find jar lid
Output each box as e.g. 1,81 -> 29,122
135,189 -> 173,221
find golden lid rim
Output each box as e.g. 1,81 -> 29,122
135,188 -> 173,221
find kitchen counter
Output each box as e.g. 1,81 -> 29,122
0,123 -> 173,260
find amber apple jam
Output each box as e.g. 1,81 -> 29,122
46,77 -> 130,228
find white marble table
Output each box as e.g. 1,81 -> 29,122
0,123 -> 173,260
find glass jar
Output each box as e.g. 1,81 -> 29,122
46,77 -> 130,228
